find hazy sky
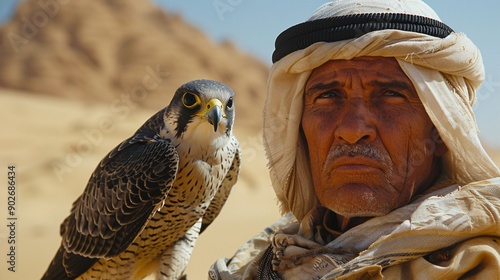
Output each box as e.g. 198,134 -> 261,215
1,0 -> 499,146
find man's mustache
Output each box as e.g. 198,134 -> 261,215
325,144 -> 392,167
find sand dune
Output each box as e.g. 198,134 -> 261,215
0,0 -> 269,133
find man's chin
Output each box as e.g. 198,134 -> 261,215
327,205 -> 389,218
320,183 -> 397,217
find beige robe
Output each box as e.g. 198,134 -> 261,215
210,179 -> 500,279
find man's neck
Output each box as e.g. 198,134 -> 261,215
336,215 -> 371,232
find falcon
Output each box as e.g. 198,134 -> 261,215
42,79 -> 241,280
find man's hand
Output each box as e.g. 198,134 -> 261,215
272,233 -> 323,270
271,233 -> 354,270
270,233 -> 356,278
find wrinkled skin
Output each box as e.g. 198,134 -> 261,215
301,57 -> 448,221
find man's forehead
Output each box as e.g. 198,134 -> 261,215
306,57 -> 414,89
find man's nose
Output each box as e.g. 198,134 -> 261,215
334,98 -> 376,144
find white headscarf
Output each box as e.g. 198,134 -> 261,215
263,0 -> 500,220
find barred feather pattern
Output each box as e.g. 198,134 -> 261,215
76,135 -> 240,280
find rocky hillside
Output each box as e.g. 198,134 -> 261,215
0,0 -> 269,130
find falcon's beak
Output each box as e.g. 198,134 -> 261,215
199,98 -> 225,132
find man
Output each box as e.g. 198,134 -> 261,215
210,0 -> 500,279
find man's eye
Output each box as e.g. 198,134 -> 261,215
318,91 -> 337,99
384,90 -> 404,97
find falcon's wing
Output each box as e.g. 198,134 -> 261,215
200,136 -> 241,234
43,120 -> 179,279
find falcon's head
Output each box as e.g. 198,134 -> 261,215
165,79 -> 235,141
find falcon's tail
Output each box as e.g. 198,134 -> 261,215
41,244 -> 98,280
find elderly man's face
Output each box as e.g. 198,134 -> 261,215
302,57 -> 447,217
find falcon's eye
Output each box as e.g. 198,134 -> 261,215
226,97 -> 234,111
182,92 -> 201,108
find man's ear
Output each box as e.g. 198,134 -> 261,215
432,127 -> 448,156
